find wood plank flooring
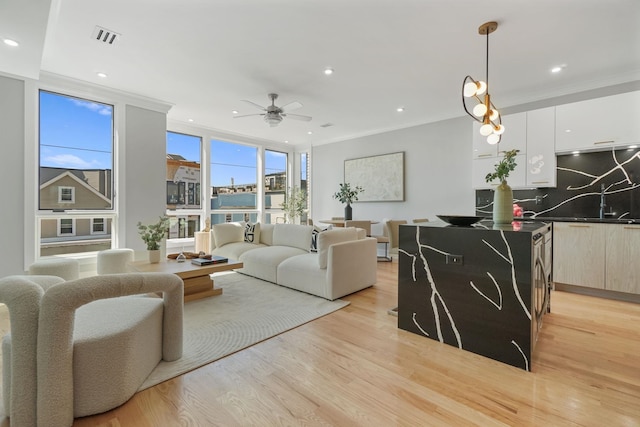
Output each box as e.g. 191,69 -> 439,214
6,262 -> 640,426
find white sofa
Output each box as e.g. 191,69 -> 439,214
208,223 -> 377,300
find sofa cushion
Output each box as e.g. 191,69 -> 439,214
212,241 -> 265,260
213,223 -> 244,247
260,223 -> 275,245
277,253 -> 329,298
273,224 -> 313,251
317,228 -> 358,269
244,222 -> 260,244
239,246 -> 308,283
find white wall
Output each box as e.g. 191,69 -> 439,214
0,76 -> 25,276
122,105 -> 169,252
312,116 -> 474,235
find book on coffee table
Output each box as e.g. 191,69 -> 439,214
191,256 -> 228,266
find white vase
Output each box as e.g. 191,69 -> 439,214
493,180 -> 513,224
148,249 -> 161,263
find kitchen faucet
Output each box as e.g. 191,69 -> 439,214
599,183 -> 606,219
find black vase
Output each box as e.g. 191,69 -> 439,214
345,204 -> 352,220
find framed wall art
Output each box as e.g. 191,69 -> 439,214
344,151 -> 404,202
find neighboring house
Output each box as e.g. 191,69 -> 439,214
39,168 -> 112,255
166,154 -> 201,208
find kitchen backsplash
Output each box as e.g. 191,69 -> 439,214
476,147 -> 640,219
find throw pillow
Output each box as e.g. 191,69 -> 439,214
310,225 -> 333,252
244,222 -> 261,244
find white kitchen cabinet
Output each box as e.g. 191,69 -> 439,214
472,121 -> 498,159
553,222 -> 606,289
497,112 -> 527,155
526,107 -> 556,187
471,112 -> 527,159
472,154 -> 526,189
605,224 -> 640,294
555,91 -> 640,153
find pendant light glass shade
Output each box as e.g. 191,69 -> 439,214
461,21 -> 505,145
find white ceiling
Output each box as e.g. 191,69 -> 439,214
2,0 -> 640,146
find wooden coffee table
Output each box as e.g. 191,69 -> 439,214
129,259 -> 243,302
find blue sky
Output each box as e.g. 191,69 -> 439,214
40,91 -> 287,187
39,91 -> 113,170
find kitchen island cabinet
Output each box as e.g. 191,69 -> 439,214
397,221 -> 550,371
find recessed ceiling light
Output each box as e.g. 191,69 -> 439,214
3,38 -> 19,47
284,140 -> 289,144
397,107 -> 405,112
565,129 -> 572,133
572,150 -> 580,156
324,67 -> 334,75
96,72 -> 107,78
551,67 -> 562,73
187,118 -> 194,122
307,131 -> 313,135
232,110 -> 238,114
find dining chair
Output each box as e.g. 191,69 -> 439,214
345,220 -> 391,261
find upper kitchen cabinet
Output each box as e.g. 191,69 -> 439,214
471,112 -> 526,159
497,112 -> 527,155
555,91 -> 640,153
526,107 -> 556,187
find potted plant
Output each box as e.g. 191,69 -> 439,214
485,149 -> 519,224
280,186 -> 307,224
137,216 -> 170,263
333,182 -> 364,220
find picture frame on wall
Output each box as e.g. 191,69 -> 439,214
344,151 -> 404,202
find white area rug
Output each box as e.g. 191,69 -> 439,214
139,272 -> 349,390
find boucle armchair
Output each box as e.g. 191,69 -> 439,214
36,272 -> 184,427
0,275 -> 64,427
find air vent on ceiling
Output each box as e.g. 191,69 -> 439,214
91,26 -> 121,45
320,123 -> 334,128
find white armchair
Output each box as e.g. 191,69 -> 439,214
36,272 -> 184,427
0,275 -> 64,427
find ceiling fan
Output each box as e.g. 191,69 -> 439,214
234,93 -> 312,127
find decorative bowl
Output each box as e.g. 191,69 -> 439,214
436,215 -> 484,226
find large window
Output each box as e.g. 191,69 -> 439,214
265,149 -> 287,224
38,90 -> 114,256
166,131 -> 202,239
300,152 -> 309,224
210,140 -> 258,224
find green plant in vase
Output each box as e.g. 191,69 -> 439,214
280,186 -> 307,224
485,149 -> 519,224
333,182 -> 363,220
137,216 -> 170,262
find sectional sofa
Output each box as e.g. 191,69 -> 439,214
207,222 -> 377,300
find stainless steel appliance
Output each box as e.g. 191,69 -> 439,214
533,224 -> 552,341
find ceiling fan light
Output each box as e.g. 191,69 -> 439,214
463,82 -> 478,97
494,124 -> 505,135
476,81 -> 487,95
473,103 -> 487,117
479,124 -> 493,136
487,133 -> 500,145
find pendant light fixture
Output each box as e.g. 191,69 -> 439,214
462,21 -> 505,145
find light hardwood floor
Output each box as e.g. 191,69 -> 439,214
5,262 -> 640,426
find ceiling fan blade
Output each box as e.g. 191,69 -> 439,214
284,113 -> 312,122
240,100 -> 267,111
234,113 -> 265,119
280,101 -> 303,112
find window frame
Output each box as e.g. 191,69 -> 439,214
58,186 -> 75,204
90,217 -> 107,235
57,218 -> 76,236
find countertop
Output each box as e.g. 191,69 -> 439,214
411,219 -> 549,233
516,216 -> 639,224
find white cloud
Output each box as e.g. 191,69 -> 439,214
44,154 -> 94,169
69,99 -> 112,116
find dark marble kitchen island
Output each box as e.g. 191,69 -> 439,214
397,220 -> 550,371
